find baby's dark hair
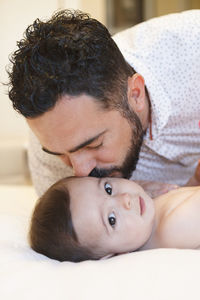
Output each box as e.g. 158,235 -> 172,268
29,178 -> 100,262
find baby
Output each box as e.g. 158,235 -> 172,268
29,163 -> 200,262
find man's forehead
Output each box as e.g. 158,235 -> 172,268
27,94 -> 110,151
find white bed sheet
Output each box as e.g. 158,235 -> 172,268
1,184 -> 200,300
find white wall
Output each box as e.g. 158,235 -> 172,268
0,0 -> 59,141
0,0 -> 106,141
61,0 -> 106,24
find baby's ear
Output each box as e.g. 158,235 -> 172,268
100,253 -> 114,260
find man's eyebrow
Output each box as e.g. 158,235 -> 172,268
68,130 -> 107,153
41,130 -> 107,156
42,147 -> 63,156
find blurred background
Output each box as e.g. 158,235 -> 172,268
0,0 -> 200,185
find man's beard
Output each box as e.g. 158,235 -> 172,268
89,110 -> 144,179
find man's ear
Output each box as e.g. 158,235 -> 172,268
127,73 -> 146,113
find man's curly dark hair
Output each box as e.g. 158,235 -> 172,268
7,9 -> 134,118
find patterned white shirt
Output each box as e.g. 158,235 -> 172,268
28,10 -> 200,196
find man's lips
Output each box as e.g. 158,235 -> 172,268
139,196 -> 146,215
109,171 -> 123,178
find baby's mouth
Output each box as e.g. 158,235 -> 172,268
139,196 -> 146,215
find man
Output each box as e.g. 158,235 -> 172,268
8,9 -> 200,196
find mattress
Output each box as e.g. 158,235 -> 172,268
0,184 -> 200,300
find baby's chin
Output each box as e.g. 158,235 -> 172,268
134,219 -> 155,251
139,217 -> 155,251
100,233 -> 153,258
116,230 -> 154,254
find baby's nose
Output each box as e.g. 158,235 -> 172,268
121,193 -> 131,209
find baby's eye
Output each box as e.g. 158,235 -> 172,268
108,212 -> 116,227
104,182 -> 112,195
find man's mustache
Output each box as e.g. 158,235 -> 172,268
89,167 -> 123,178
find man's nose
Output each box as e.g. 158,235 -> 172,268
119,193 -> 131,210
70,155 -> 97,177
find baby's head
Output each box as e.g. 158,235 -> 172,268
29,177 -> 155,262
